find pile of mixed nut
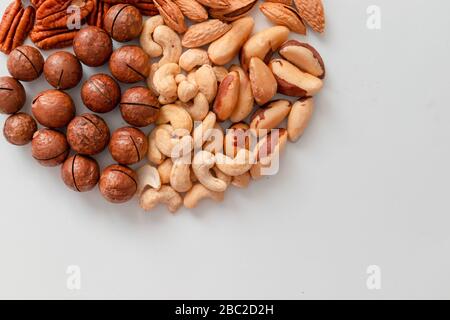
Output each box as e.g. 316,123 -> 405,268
0,0 -> 326,212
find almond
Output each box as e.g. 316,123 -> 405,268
182,19 -> 231,48
209,0 -> 258,22
265,0 -> 292,4
294,0 -> 325,33
154,0 -> 187,34
173,0 -> 208,23
260,2 -> 306,35
196,0 -> 230,9
279,40 -> 325,78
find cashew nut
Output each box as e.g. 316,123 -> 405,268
183,184 -> 224,209
158,158 -> 173,185
140,15 -> 164,58
147,127 -> 166,165
179,49 -> 211,72
232,172 -> 251,188
192,151 -> 228,192
153,63 -> 180,103
195,65 -> 218,103
170,158 -> 193,193
156,104 -> 193,132
140,186 -> 183,213
177,80 -> 199,103
153,25 -> 182,67
187,70 -> 197,85
212,166 -> 232,186
215,149 -> 254,177
175,74 -> 187,84
147,63 -> 160,95
204,123 -> 224,154
176,93 -> 209,122
137,164 -> 162,195
193,111 -> 217,149
155,125 -> 193,158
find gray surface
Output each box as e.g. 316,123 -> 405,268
0,0 -> 449,299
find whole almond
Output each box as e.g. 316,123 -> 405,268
249,57 -> 277,106
154,0 -> 187,34
294,0 -> 325,33
182,19 -> 232,48
259,3 -> 306,35
209,0 -> 258,22
196,0 -> 230,9
279,40 -> 325,78
173,0 -> 208,23
265,0 -> 292,4
213,71 -> 240,121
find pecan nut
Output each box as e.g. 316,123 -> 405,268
87,0 -> 111,28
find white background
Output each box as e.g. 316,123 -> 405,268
0,0 -> 449,299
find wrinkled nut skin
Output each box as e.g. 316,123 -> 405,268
109,127 -> 148,165
99,164 -> 138,204
67,114 -> 110,156
104,4 -> 143,42
7,45 -> 44,81
31,129 -> 69,167
0,76 -> 26,114
279,40 -> 326,79
120,87 -> 160,127
61,154 -> 100,192
3,112 -> 37,146
109,45 -> 150,83
44,52 -> 83,90
73,26 -> 113,67
249,57 -> 277,105
213,71 -> 240,122
81,74 -> 121,113
32,89 -> 75,128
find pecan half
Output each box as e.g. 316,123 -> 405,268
31,0 -> 47,9
87,0 -> 111,28
0,1 -> 36,54
30,28 -> 79,50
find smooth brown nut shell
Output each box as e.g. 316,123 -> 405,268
73,26 -> 113,67
7,45 -> 44,81
32,90 -> 75,128
3,112 -> 37,146
0,76 -> 26,114
109,45 -> 150,83
67,114 -> 110,156
61,154 -> 100,192
109,127 -> 148,165
120,86 -> 160,127
99,164 -> 138,203
81,74 -> 121,113
44,51 -> 83,90
31,129 -> 69,167
104,4 -> 143,42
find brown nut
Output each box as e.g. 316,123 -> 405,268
249,57 -> 277,105
31,128 -> 69,167
224,122 -> 251,158
269,58 -> 323,97
7,45 -> 44,81
109,45 -> 150,83
44,51 -> 83,90
250,100 -> 292,137
67,114 -> 110,156
81,74 -> 121,113
287,97 -> 314,142
99,164 -> 138,203
109,127 -> 148,165
120,86 -> 160,127
73,26 -> 113,67
229,65 -> 254,123
0,76 -> 26,114
104,4 -> 143,42
61,154 -> 100,192
3,112 -> 37,146
279,40 -> 325,78
212,71 -> 240,122
32,89 -> 75,128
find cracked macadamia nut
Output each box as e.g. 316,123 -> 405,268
44,51 -> 83,90
99,164 -> 138,203
73,26 -> 113,67
32,129 -> 69,167
81,74 -> 121,113
109,45 -> 150,83
120,87 -> 160,127
67,114 -> 110,156
0,76 -> 26,114
32,90 -> 75,128
7,45 -> 44,81
104,4 -> 143,42
3,113 -> 37,146
61,154 -> 100,192
109,127 -> 148,165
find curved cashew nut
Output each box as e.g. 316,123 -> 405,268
157,104 -> 193,132
212,166 -> 232,186
179,49 -> 211,72
140,186 -> 182,213
193,111 -> 217,149
232,172 -> 251,188
170,158 -> 193,193
140,15 -> 164,58
147,64 -> 160,96
195,65 -> 217,103
178,80 -> 199,103
137,164 -> 162,195
175,74 -> 187,84
192,151 -> 228,192
153,25 -> 182,67
153,63 -> 180,103
187,70 -> 197,85
176,92 -> 209,121
155,125 -> 193,158
147,127 -> 167,165
215,149 -> 254,176
184,184 -> 224,209
158,158 -> 173,185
